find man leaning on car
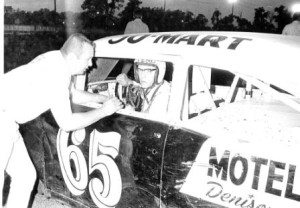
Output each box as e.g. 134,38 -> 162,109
0,33 -> 123,208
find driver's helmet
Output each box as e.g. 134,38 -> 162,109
134,59 -> 166,85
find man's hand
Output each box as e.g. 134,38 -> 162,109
101,97 -> 124,116
116,73 -> 132,86
125,104 -> 135,111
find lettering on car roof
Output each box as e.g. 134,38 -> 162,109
108,34 -> 252,50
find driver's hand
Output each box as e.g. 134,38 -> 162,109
116,73 -> 132,86
102,97 -> 124,116
124,104 -> 135,111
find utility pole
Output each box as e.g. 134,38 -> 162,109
164,0 -> 166,12
54,0 -> 57,12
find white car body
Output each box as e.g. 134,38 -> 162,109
23,31 -> 300,208
90,31 -> 300,208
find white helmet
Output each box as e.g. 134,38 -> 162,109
134,59 -> 166,85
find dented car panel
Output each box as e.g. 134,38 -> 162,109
21,31 -> 300,208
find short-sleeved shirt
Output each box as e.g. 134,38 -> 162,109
124,18 -> 149,34
282,20 -> 300,36
0,51 -> 72,124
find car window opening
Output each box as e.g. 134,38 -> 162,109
86,58 -> 173,117
182,64 -> 300,121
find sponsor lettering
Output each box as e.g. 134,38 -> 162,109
108,34 -> 252,50
207,147 -> 300,202
206,181 -> 269,208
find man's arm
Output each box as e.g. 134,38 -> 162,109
124,22 -> 133,34
71,89 -> 108,104
282,25 -> 289,35
51,91 -> 123,132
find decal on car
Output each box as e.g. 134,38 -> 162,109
180,138 -> 300,208
108,34 -> 252,50
57,129 -> 122,208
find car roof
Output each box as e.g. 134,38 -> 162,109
94,31 -> 300,98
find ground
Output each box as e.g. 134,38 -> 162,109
32,193 -> 71,208
30,181 -> 72,208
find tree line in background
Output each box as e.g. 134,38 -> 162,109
5,0 -> 293,34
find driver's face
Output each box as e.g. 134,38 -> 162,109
137,65 -> 156,89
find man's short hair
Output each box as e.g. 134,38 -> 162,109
61,33 -> 94,58
133,9 -> 143,19
293,12 -> 300,21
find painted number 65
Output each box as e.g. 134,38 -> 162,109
57,129 -> 122,208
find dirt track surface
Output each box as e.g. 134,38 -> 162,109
28,181 -> 72,208
32,193 -> 71,208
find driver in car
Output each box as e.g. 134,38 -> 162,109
116,59 -> 170,115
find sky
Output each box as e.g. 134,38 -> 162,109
4,0 -> 299,21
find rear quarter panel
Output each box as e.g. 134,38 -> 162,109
162,126 -> 226,207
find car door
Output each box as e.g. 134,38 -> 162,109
116,114 -> 170,207
22,107 -> 169,208
159,63 -> 226,207
59,113 -> 170,208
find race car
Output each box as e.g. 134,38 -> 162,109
20,31 -> 300,208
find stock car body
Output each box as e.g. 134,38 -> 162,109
21,31 -> 300,208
